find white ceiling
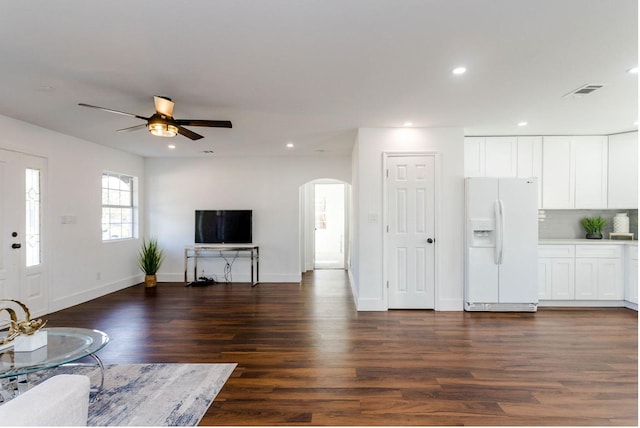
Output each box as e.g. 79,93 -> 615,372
0,0 -> 637,158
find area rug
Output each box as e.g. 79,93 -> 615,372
28,363 -> 236,426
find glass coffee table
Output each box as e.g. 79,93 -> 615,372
0,327 -> 109,402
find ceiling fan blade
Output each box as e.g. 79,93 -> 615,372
78,103 -> 147,120
117,124 -> 147,133
176,125 -> 204,140
154,96 -> 174,117
175,119 -> 232,128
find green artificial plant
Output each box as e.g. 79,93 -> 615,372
138,238 -> 164,276
580,216 -> 606,237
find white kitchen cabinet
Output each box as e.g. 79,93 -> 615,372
575,258 -> 598,299
575,258 -> 623,300
538,258 -> 552,299
574,245 -> 623,300
464,137 -> 485,177
538,245 -> 575,300
517,137 -> 542,207
625,245 -> 638,305
464,136 -> 518,177
541,136 -> 608,209
550,258 -> 576,299
465,136 -> 541,183
573,136 -> 608,208
542,136 -> 574,208
608,132 -> 638,209
516,137 -> 543,178
484,137 -> 518,177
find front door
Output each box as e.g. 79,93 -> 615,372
0,149 -> 47,317
386,154 -> 436,309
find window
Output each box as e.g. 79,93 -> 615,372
102,172 -> 136,241
25,168 -> 41,267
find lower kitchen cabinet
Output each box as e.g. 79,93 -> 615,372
575,257 -> 623,300
538,245 -> 575,300
625,245 -> 638,305
575,245 -> 623,300
539,242 -> 630,306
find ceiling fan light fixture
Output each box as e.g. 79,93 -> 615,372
148,121 -> 178,137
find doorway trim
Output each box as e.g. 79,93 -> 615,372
0,148 -> 49,318
299,179 -> 351,274
382,152 -> 441,310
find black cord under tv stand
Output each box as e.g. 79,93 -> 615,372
184,245 -> 259,287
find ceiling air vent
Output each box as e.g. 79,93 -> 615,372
564,83 -> 606,98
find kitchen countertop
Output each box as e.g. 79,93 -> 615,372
540,238 -> 638,246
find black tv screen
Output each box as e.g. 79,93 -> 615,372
195,210 -> 252,244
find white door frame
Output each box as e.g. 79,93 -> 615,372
299,179 -> 351,273
382,152 -> 441,310
0,148 -> 49,318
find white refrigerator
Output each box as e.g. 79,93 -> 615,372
465,177 -> 539,311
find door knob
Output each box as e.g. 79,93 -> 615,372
427,238 -> 434,244
11,243 -> 21,249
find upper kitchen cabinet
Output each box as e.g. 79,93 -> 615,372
464,137 -> 486,177
465,136 -> 542,207
484,137 -> 518,177
542,136 -> 574,208
607,132 -> 638,209
517,137 -> 543,205
573,136 -> 608,209
541,136 -> 608,209
464,136 -> 541,178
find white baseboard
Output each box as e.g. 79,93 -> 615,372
356,297 -> 387,311
436,298 -> 464,311
49,274 -> 142,314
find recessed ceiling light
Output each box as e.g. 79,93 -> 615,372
634,121 -> 638,126
286,142 -> 294,148
518,121 -> 528,127
627,66 -> 638,74
452,66 -> 467,75
167,144 -> 176,149
403,121 -> 413,127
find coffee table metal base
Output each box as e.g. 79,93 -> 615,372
0,353 -> 105,403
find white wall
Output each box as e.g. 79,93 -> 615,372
145,155 -> 351,283
352,127 -> 465,311
0,114 -> 145,314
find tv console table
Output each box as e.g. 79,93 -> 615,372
184,245 -> 259,287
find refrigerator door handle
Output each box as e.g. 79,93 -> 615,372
494,199 -> 504,264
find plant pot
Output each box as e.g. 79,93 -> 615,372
585,233 -> 603,239
144,274 -> 157,288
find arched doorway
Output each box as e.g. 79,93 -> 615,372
299,179 -> 351,273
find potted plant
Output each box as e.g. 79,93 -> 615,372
138,238 -> 164,288
581,216 -> 606,239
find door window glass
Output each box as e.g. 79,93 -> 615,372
25,168 -> 41,267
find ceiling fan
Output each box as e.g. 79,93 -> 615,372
78,96 -> 232,140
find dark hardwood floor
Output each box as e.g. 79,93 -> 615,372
44,270 -> 638,426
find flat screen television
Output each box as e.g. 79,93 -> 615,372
195,210 -> 252,244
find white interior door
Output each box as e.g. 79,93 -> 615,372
0,149 -> 47,318
386,155 -> 436,309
